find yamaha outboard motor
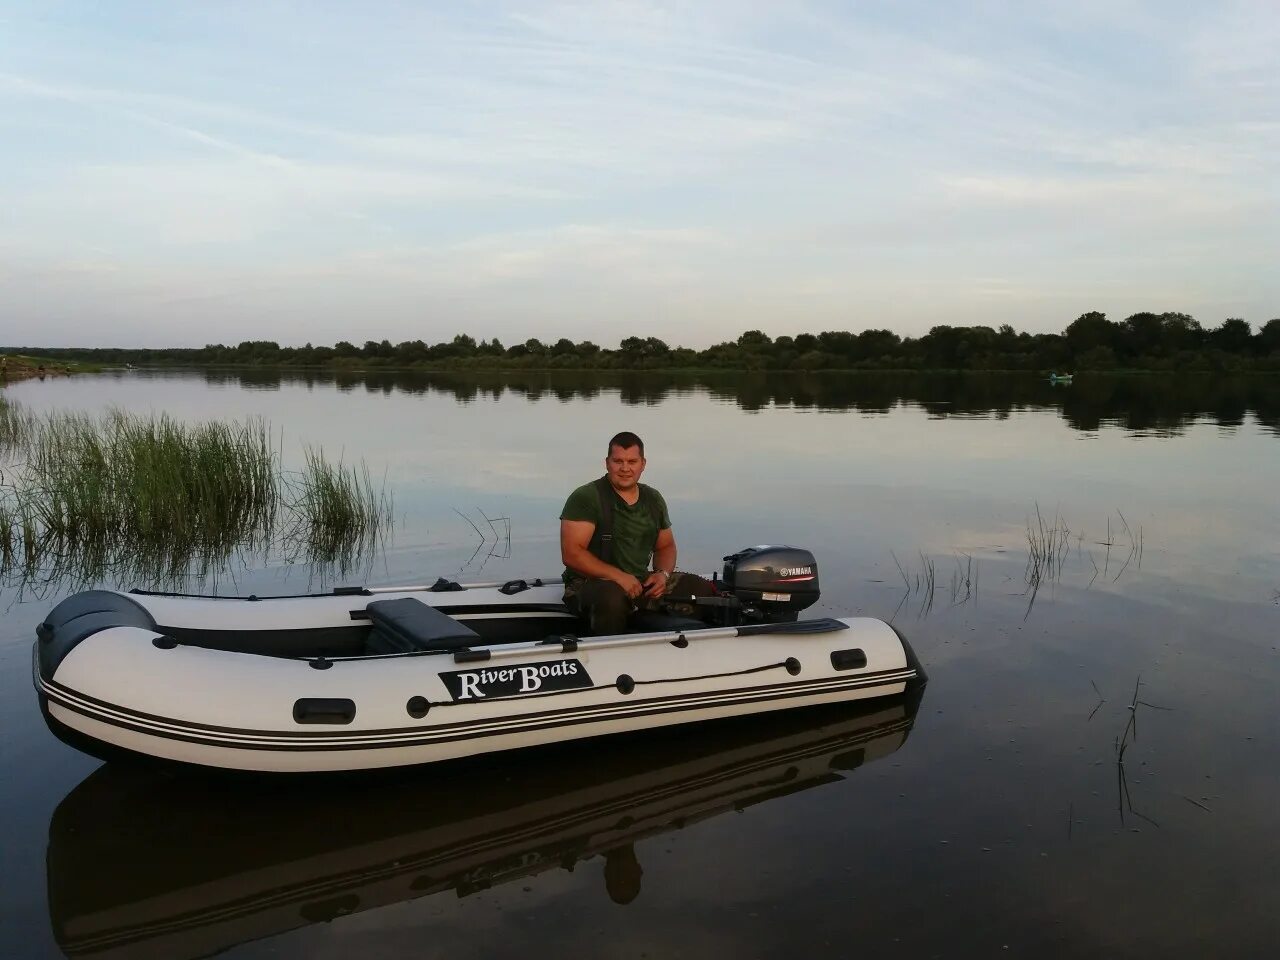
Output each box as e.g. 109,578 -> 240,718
720,545 -> 820,622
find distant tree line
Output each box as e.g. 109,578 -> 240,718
9,311 -> 1280,372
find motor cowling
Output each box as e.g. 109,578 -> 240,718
720,545 -> 820,622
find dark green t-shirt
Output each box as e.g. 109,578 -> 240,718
560,480 -> 671,581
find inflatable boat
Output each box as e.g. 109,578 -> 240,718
49,694 -> 921,957
34,545 -> 925,773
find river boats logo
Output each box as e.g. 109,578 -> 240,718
441,659 -> 593,701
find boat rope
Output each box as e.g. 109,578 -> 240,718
633,660 -> 792,687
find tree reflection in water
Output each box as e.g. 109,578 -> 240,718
203,368 -> 1280,437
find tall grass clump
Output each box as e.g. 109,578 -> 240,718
0,407 -> 393,592
283,447 -> 393,568
1025,503 -> 1071,588
0,393 -> 36,455
0,495 -> 15,571
19,412 -> 276,555
105,412 -> 277,551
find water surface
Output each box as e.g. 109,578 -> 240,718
2,370 -> 1277,958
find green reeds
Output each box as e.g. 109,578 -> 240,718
281,447 -> 393,570
0,403 -> 392,592
1022,504 -> 1071,618
1022,505 -> 1144,614
1025,503 -> 1071,588
20,411 -> 278,555
888,549 -> 977,620
0,393 -> 36,453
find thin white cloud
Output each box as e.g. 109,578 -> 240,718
1,2 -> 1277,345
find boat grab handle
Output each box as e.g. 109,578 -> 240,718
293,698 -> 356,725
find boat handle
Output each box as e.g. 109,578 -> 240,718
293,698 -> 356,724
830,648 -> 867,670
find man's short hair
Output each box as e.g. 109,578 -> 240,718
608,431 -> 644,458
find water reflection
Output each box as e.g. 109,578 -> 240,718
189,369 -> 1280,435
0,523 -> 383,601
47,694 -> 920,958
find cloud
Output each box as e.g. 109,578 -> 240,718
347,225 -> 727,286
1,2 -> 1277,345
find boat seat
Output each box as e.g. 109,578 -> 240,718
364,598 -> 480,654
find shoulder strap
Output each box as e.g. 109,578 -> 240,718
590,476 -> 615,565
589,479 -> 662,566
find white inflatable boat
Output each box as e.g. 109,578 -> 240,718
34,545 -> 925,773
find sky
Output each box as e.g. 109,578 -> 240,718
1,1 -> 1277,349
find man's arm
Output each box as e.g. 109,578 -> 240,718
560,519 -> 644,599
642,526 -> 677,598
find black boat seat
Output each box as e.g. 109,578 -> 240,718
364,598 -> 480,654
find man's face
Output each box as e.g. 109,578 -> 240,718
605,444 -> 645,491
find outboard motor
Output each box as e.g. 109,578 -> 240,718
720,545 -> 820,623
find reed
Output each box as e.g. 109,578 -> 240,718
1110,675 -> 1170,829
0,495 -> 14,570
1090,511 -> 1144,583
280,447 -> 393,570
888,549 -> 965,620
949,552 -> 977,605
917,550 -> 936,615
1024,503 -> 1071,588
0,408 -> 393,591
110,412 -> 277,550
0,393 -> 36,454
19,411 -> 276,553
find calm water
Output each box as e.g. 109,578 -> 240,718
2,370 -> 1277,959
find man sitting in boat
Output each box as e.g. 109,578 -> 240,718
560,431 -> 715,634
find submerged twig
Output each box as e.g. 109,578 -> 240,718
453,507 -> 512,573
1111,675 -> 1164,829
1087,679 -> 1106,722
890,550 -> 910,591
948,552 -> 977,605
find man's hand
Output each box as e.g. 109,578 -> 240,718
642,569 -> 669,599
614,571 -> 645,600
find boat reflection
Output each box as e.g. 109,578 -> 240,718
48,692 -> 922,958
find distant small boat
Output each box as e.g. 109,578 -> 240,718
1048,372 -> 1073,383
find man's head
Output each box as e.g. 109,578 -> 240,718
605,431 -> 645,492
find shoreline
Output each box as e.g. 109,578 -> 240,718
0,355 -> 74,386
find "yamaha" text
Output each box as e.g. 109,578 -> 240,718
778,566 -> 813,577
